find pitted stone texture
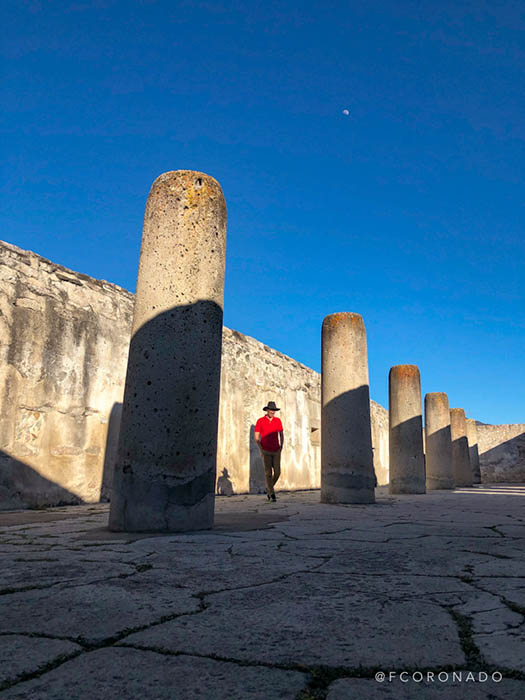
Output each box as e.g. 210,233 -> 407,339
0,635 -> 81,687
321,313 -> 375,503
425,392 -> 454,490
389,366 -> 426,494
450,408 -> 472,487
110,171 -> 227,532
466,418 -> 482,484
1,647 -> 308,699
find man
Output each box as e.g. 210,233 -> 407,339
254,401 -> 284,502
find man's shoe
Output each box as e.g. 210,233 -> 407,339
266,493 -> 271,501
271,494 -> 277,502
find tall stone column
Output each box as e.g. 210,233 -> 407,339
466,418 -> 482,484
389,365 -> 426,494
109,170 -> 227,532
321,312 -> 375,504
450,408 -> 472,487
424,393 -> 454,490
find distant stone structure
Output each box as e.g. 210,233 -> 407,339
450,408 -> 472,487
466,418 -> 482,484
109,171 -> 227,532
388,365 -> 426,494
477,423 -> 525,482
321,313 -> 375,504
424,392 -> 454,490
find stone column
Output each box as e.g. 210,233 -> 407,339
321,312 -> 375,504
389,365 -> 426,494
450,408 -> 472,487
466,418 -> 482,484
424,393 -> 454,490
109,170 -> 227,532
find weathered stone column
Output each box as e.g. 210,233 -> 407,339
466,418 -> 482,484
321,312 -> 375,504
389,365 -> 426,494
109,170 -> 227,532
450,408 -> 472,487
424,393 -> 454,490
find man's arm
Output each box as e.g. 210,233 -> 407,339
255,431 -> 262,451
278,430 -> 284,451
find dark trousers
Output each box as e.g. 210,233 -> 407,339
262,450 -> 281,496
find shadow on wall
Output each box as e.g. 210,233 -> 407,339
322,387 -> 378,492
0,402 -> 122,511
100,402 -> 122,502
216,467 -> 234,496
249,423 -> 266,494
0,449 -> 84,511
480,432 -> 525,482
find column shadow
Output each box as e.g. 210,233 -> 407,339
321,387 -> 376,501
249,423 -> 266,494
100,402 -> 122,502
425,424 -> 454,489
389,415 -> 426,493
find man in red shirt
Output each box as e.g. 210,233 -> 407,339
254,401 -> 284,502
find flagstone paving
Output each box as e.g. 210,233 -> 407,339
0,484 -> 524,699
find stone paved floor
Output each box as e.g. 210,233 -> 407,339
0,484 -> 524,699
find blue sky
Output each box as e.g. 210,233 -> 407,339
2,0 -> 524,424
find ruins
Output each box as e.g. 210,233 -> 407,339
109,171 -> 227,532
320,313 -> 375,504
466,417 -> 482,484
450,408 -> 473,487
0,190 -> 523,514
388,365 -> 426,494
424,392 -> 454,490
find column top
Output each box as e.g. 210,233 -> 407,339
322,312 -> 365,330
390,364 -> 420,379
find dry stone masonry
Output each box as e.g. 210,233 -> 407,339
321,313 -> 375,504
109,171 -> 227,532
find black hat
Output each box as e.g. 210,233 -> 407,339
263,401 -> 280,411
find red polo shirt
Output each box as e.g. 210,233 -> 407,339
255,415 -> 283,452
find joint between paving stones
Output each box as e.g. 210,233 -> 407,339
446,607 -> 485,669
463,576 -> 525,618
0,648 -> 84,693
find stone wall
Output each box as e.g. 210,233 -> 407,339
477,423 -> 525,482
0,242 -> 134,509
1,240 -> 521,509
0,241 -> 389,509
